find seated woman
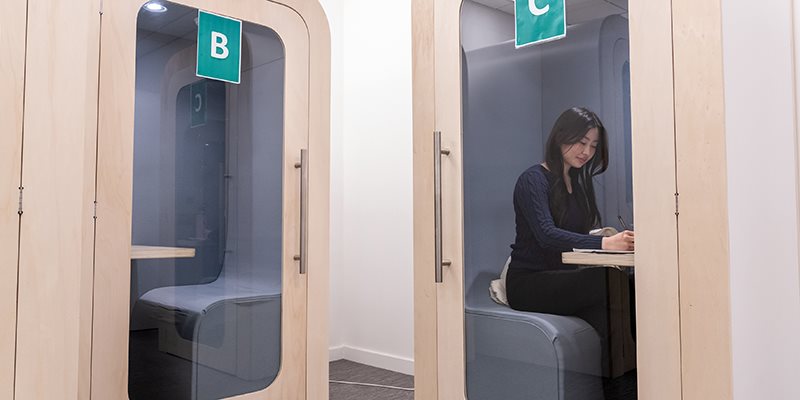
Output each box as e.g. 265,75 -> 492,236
506,106 -> 634,379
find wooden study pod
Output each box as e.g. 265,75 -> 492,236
412,1 -> 732,399
4,0 -> 330,399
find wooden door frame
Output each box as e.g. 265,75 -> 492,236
0,0 -> 27,397
411,1 -> 732,399
671,0 -> 732,397
90,0 -> 329,399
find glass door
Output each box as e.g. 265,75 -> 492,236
0,0 -> 27,396
91,1 -> 312,398
459,4 -> 635,399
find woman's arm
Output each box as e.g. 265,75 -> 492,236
515,170 -> 603,251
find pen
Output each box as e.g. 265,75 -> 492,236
617,215 -> 632,231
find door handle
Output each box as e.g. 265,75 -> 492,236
434,131 -> 451,283
293,149 -> 308,274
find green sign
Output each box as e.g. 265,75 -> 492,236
515,0 -> 566,48
190,80 -> 206,128
196,10 -> 242,84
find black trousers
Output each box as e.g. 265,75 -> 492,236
506,266 -> 631,378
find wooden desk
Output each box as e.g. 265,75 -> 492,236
563,250 -> 636,378
130,245 -> 196,260
562,251 -> 635,267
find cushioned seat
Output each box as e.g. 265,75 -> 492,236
141,278 -> 280,315
138,277 -> 281,344
136,274 -> 282,397
465,273 -> 604,400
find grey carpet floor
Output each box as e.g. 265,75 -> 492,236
329,359 -> 637,400
329,360 -> 414,400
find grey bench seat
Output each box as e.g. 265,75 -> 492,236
465,273 -> 603,400
136,274 -> 282,392
138,277 -> 281,344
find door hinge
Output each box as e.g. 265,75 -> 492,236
93,201 -> 98,220
675,192 -> 679,216
17,186 -> 23,216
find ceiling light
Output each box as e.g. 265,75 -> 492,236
143,2 -> 168,13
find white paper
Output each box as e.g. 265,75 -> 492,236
572,249 -> 634,254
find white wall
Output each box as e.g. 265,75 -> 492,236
722,1 -> 800,399
321,0 -> 519,376
321,0 -> 415,374
337,0 -> 415,374
317,0 -> 346,360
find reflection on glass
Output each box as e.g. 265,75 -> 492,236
460,5 -> 635,400
622,62 -> 633,205
128,3 -> 285,399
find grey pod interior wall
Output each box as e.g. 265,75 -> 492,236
462,14 -> 631,295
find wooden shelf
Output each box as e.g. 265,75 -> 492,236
131,245 -> 196,260
562,252 -> 635,267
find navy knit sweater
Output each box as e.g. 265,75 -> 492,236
510,164 -> 603,271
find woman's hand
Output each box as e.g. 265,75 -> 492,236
602,230 -> 635,251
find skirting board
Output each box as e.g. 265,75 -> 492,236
329,345 -> 414,376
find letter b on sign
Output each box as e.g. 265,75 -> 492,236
197,10 -> 241,84
210,31 -> 229,59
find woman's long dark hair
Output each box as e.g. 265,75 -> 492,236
544,107 -> 609,232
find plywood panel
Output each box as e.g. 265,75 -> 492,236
14,0 -> 101,399
672,0 -> 733,399
433,0 -> 468,398
274,1 -> 333,398
130,246 -> 196,260
561,252 -> 635,267
411,0 -> 439,398
628,0 -> 683,399
296,2 -> 332,398
0,0 -> 27,397
92,0 -> 320,398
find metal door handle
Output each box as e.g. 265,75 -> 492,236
294,149 -> 308,274
434,131 -> 451,283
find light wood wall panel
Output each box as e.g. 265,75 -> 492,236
628,1 -> 683,399
411,0 -> 439,398
14,0 -> 101,399
280,2 -> 332,398
433,0 -> 467,398
0,0 -> 27,397
672,0 -> 733,399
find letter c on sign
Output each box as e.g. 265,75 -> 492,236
528,0 -> 550,16
194,93 -> 202,113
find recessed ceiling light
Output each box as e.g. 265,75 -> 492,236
143,2 -> 168,13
